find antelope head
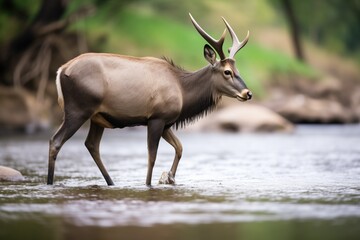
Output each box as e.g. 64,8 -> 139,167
189,13 -> 252,102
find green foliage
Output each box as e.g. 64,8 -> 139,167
0,0 -> 323,99
71,6 -> 316,98
237,44 -> 318,97
0,0 -> 41,44
270,0 -> 360,58
71,4 -> 317,99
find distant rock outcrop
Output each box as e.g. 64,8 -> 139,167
270,94 -> 353,123
265,74 -> 359,124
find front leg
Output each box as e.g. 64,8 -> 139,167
146,119 -> 166,186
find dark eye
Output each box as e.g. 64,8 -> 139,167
224,70 -> 232,76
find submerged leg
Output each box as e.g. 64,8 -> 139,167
48,114 -> 89,185
159,128 -> 183,184
146,119 -> 166,186
85,121 -> 114,186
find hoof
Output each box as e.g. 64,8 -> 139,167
159,171 -> 175,184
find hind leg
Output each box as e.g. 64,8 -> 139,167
85,120 -> 114,186
159,128 -> 183,184
49,69 -> 105,185
47,114 -> 90,185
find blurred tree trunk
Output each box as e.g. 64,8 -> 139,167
10,0 -> 66,53
280,0 -> 305,61
0,0 -> 68,85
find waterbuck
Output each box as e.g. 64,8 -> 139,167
47,14 -> 252,186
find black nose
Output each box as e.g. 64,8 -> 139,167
247,91 -> 252,100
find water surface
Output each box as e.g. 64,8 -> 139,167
1,125 -> 360,240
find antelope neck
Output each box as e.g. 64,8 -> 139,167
174,65 -> 220,128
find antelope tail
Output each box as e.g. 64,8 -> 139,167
55,67 -> 64,110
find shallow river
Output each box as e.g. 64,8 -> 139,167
1,125 -> 360,240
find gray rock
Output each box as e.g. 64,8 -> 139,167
0,166 -> 25,182
188,103 -> 294,133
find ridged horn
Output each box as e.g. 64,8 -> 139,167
222,17 -> 249,58
189,13 -> 227,60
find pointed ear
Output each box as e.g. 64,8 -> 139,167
204,44 -> 217,65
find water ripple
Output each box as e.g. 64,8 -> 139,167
1,125 -> 360,227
